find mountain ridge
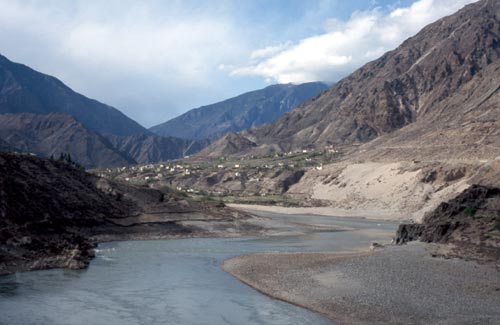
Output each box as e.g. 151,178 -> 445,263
203,0 -> 500,160
0,54 -> 145,136
0,113 -> 136,168
149,82 -> 328,140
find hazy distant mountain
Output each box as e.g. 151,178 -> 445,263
0,113 -> 135,168
204,0 -> 500,160
149,82 -> 328,140
0,54 -> 145,136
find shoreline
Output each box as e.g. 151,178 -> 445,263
223,251 -> 370,324
0,230 -> 260,277
227,203 -> 412,222
0,210 -> 355,277
223,243 -> 500,324
0,213 -> 273,277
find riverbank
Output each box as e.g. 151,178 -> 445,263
227,203 -> 408,221
224,242 -> 500,324
0,152 -> 277,276
0,208 -> 355,276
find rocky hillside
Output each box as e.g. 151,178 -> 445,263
0,111 -> 211,167
198,132 -> 257,158
0,152 -> 257,275
395,185 -> 500,263
205,0 -> 500,159
150,82 -> 328,140
0,113 -> 135,168
0,54 -> 145,136
106,133 -> 210,165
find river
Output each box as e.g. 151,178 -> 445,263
0,212 -> 398,324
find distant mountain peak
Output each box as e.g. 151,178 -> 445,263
149,82 -> 328,140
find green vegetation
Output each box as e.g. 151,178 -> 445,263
158,186 -> 189,198
220,195 -> 303,207
92,148 -> 344,206
191,194 -> 218,202
464,207 -> 477,217
50,152 -> 84,170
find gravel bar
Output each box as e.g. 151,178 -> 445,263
223,242 -> 500,324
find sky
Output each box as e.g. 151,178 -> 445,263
0,0 -> 478,127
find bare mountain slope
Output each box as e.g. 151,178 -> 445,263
206,0 -> 500,158
199,0 -> 500,222
150,82 -> 328,140
0,113 -> 135,168
106,133 -> 210,164
353,58 -> 500,162
198,132 -> 257,158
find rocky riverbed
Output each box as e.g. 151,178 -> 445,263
224,242 -> 500,324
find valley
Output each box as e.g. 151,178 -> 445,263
1,0 -> 500,324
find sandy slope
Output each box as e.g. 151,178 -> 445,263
227,203 -> 405,221
285,161 -> 487,221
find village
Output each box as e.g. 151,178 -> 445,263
95,146 -> 342,206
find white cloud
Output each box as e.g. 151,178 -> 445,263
0,0 -> 251,126
0,0 -> 481,126
250,42 -> 293,59
232,0 -> 479,84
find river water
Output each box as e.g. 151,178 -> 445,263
0,213 -> 398,325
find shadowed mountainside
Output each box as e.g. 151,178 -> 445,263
0,54 -> 145,136
0,113 -> 135,168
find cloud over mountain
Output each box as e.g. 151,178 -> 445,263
232,0 -> 478,83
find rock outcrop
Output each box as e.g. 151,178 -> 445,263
395,185 -> 500,262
